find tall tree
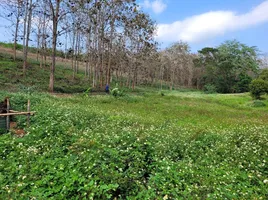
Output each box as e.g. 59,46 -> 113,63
195,40 -> 260,93
47,0 -> 70,92
22,0 -> 35,76
0,0 -> 24,61
162,42 -> 193,90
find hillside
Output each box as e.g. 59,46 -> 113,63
0,49 -> 89,93
1,42 -> 268,199
0,90 -> 267,199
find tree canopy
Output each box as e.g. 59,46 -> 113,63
195,40 -> 260,93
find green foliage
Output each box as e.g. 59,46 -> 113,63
203,84 -> 217,94
196,40 -> 259,93
234,73 -> 252,93
83,87 -> 92,97
249,79 -> 268,99
18,84 -> 37,94
259,69 -> 268,81
111,88 -> 125,97
249,100 -> 266,107
0,42 -> 23,51
0,91 -> 267,199
0,42 -> 67,59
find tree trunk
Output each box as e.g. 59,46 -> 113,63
23,0 -> 33,75
107,13 -> 115,85
13,1 -> 21,61
71,30 -> 76,79
49,0 -> 60,93
36,13 -> 42,62
22,0 -> 29,76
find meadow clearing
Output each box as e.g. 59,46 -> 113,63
0,90 -> 267,199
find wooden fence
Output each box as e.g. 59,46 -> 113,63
0,98 -> 35,131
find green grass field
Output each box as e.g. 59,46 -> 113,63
0,90 -> 267,199
0,43 -> 267,199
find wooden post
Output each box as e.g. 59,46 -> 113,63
6,98 -> 10,130
27,100 -> 30,127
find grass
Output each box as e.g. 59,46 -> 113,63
0,52 -> 90,93
0,42 -> 267,199
86,91 -> 268,128
0,90 -> 267,199
0,42 -> 66,57
0,42 -> 23,51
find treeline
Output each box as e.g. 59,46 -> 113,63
1,0 -> 156,92
0,0 -> 267,93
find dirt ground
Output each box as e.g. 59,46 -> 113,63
0,46 -> 86,71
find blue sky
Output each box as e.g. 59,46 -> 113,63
0,0 -> 268,53
139,0 -> 268,53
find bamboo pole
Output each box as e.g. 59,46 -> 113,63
0,112 -> 35,116
27,100 -> 30,127
9,110 -> 20,113
6,98 -> 10,130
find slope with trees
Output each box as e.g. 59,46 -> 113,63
0,1 -> 266,95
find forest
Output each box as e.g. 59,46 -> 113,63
0,0 -> 268,199
0,0 -> 267,96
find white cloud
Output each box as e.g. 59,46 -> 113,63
143,0 -> 151,9
156,1 -> 268,43
142,0 -> 167,14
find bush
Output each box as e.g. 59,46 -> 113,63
203,84 -> 217,94
159,91 -> 165,96
249,79 -> 268,99
111,88 -> 124,97
249,100 -> 266,107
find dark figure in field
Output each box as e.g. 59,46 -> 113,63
105,84 -> 110,94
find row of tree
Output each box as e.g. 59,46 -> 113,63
1,0 -> 156,92
1,0 -> 267,93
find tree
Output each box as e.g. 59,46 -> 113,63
0,0 -> 24,61
259,69 -> 268,81
249,79 -> 268,99
1,0 -> 159,92
260,53 -> 268,69
195,40 -> 260,93
47,0 -> 70,92
161,41 -> 194,90
22,0 -> 35,76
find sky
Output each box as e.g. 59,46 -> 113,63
0,0 -> 268,53
139,0 -> 268,53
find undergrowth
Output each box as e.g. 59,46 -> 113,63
0,91 -> 267,199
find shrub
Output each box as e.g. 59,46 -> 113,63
249,79 -> 268,99
111,88 -> 124,97
249,100 -> 266,107
203,84 -> 217,94
159,91 -> 165,96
